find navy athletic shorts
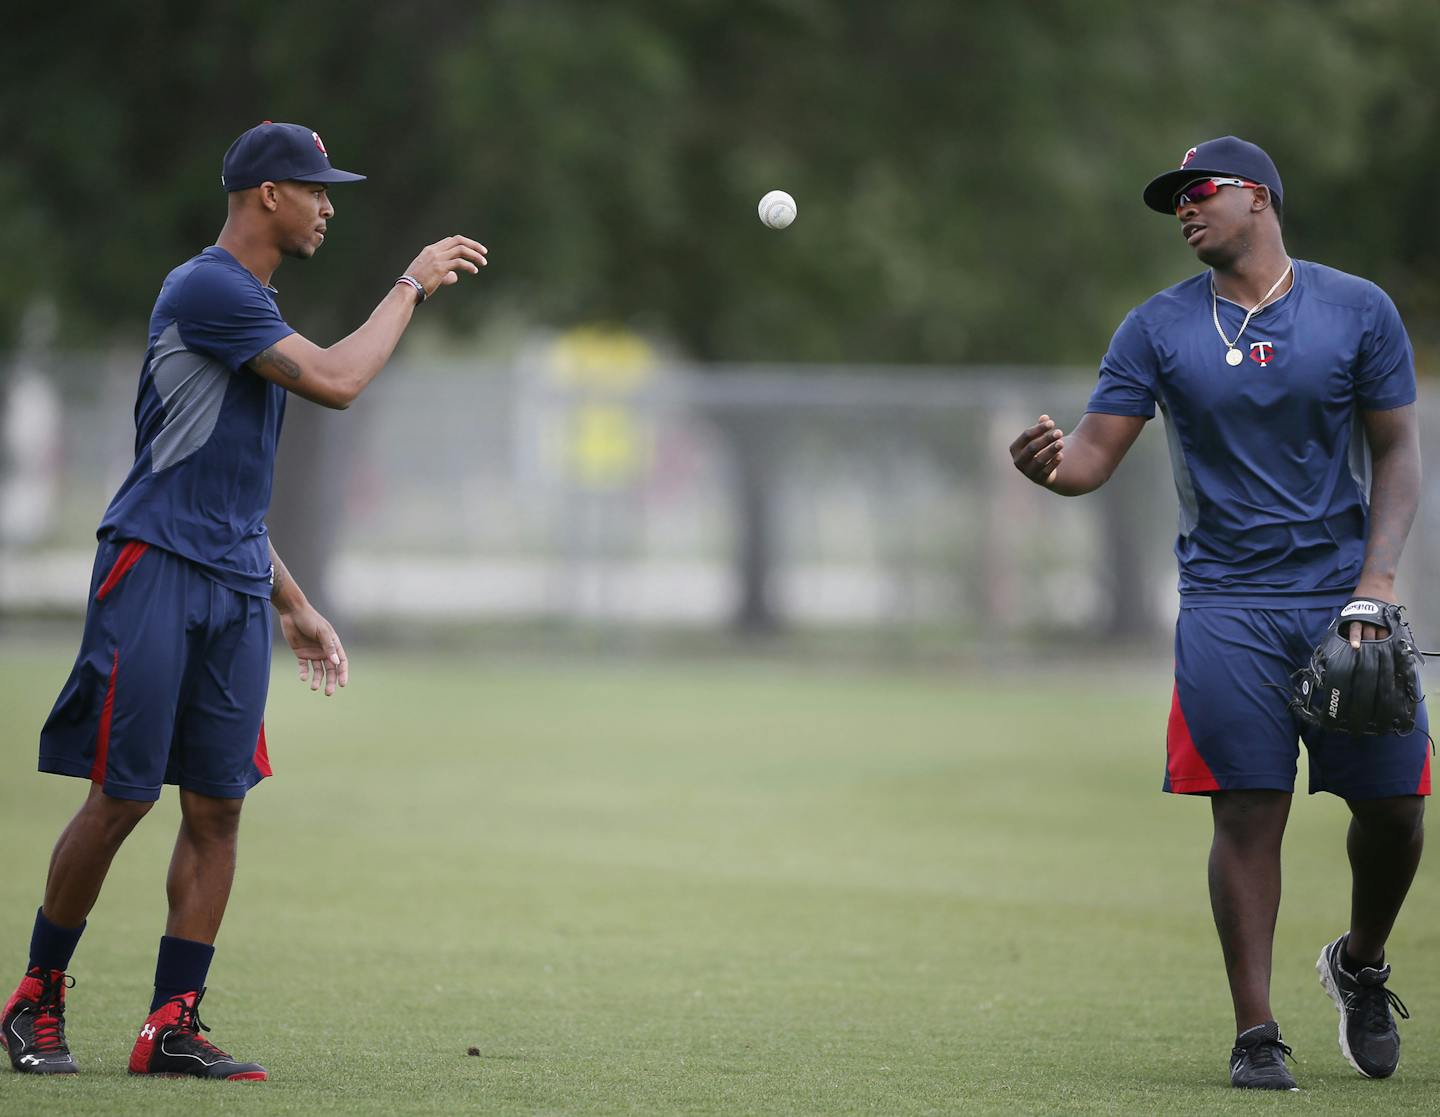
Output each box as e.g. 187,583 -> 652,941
1165,604 -> 1431,800
38,538 -> 273,802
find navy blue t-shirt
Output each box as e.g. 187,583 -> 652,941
1088,259 -> 1416,605
98,247 -> 295,597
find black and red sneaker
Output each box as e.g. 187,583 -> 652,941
2,966 -> 78,1074
128,988 -> 267,1081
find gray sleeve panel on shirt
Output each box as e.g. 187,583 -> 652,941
1347,402 -> 1372,511
149,322 -> 233,473
1157,399 -> 1200,537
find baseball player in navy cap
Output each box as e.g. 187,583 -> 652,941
1,121 -> 486,1080
1010,137 -> 1426,1090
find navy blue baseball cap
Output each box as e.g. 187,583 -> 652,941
1142,136 -> 1282,214
221,121 -> 366,192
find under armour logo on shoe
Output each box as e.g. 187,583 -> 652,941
141,1024 -> 157,1040
20,1054 -> 44,1065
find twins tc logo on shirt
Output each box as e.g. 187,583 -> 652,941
1248,341 -> 1275,367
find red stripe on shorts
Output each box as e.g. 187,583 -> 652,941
253,723 -> 272,778
89,650 -> 120,783
95,541 -> 150,601
1166,681 -> 1220,792
1418,753 -> 1431,797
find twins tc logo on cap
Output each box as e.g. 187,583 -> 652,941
220,121 -> 366,192
1181,146 -> 1198,168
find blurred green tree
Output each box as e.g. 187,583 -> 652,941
3,1 -> 1437,361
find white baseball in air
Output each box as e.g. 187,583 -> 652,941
758,190 -> 797,230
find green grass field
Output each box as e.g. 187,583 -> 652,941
1,645 -> 1436,1115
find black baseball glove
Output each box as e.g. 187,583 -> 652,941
1289,599 -> 1425,735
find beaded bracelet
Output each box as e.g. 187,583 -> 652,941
395,275 -> 426,303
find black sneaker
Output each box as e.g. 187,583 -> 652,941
1,966 -> 79,1074
1230,1021 -> 1298,1090
128,988 -> 267,1081
1317,933 -> 1410,1078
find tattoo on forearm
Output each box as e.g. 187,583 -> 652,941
256,345 -> 302,380
1364,514 -> 1409,583
268,542 -> 290,600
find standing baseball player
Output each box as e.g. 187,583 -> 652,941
2,121 -> 486,1080
1010,136 -> 1427,1091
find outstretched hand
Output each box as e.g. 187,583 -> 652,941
279,603 -> 349,697
405,235 -> 488,298
1010,414 -> 1065,486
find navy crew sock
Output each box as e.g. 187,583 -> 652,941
28,907 -> 86,974
1342,943 -> 1383,974
151,935 -> 215,1012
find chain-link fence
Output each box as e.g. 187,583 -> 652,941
5,342 -> 1440,654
